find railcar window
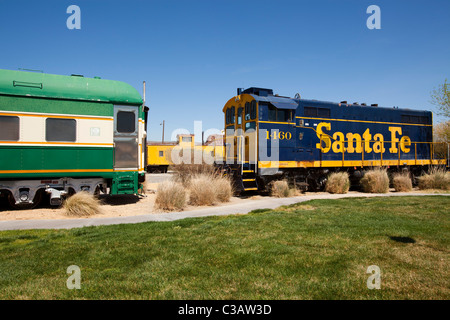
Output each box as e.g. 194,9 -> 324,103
245,102 -> 250,121
231,106 -> 235,124
0,116 -> 20,141
277,109 -> 287,122
117,111 -> 136,133
182,137 -> 192,143
46,118 -> 76,142
269,105 -> 292,122
268,105 -> 277,121
250,101 -> 257,120
159,151 -> 164,157
237,107 -> 243,125
245,122 -> 256,131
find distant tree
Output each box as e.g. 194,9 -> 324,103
434,121 -> 450,142
430,79 -> 450,118
433,121 -> 449,160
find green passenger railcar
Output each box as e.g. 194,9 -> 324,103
0,69 -> 147,208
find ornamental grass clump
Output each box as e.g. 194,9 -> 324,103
418,167 -> 450,190
63,191 -> 102,217
325,172 -> 350,194
271,180 -> 295,197
360,168 -> 390,193
155,181 -> 187,211
188,174 -> 217,206
392,172 -> 413,192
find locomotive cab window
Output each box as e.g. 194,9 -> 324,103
117,111 -> 136,133
245,102 -> 250,121
268,104 -> 293,122
237,107 -> 243,125
250,101 -> 257,120
0,115 -> 20,141
268,105 -> 277,121
46,118 -> 76,142
245,122 -> 256,131
231,106 -> 235,124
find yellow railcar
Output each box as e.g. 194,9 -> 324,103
146,134 -> 224,173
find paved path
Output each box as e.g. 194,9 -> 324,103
0,193 -> 447,231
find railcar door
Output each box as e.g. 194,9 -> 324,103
243,101 -> 258,165
113,105 -> 139,169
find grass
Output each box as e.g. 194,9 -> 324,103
0,196 -> 448,299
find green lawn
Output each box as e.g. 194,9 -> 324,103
0,196 -> 448,299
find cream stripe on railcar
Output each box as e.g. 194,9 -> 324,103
0,114 -> 113,147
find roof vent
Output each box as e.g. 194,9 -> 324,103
353,102 -> 359,105
71,74 -> 84,77
361,103 -> 367,106
340,101 -> 348,104
371,104 -> 378,107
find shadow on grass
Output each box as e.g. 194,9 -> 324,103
389,236 -> 416,244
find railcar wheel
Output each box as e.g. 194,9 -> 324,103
7,189 -> 44,210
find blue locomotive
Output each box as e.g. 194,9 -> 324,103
221,87 -> 447,192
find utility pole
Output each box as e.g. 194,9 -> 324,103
161,120 -> 165,143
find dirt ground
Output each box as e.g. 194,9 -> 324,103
0,182 -> 261,221
0,177 -> 447,221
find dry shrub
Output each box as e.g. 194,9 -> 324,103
155,181 -> 187,211
213,175 -> 233,202
171,162 -> 217,186
187,173 -> 233,205
325,172 -> 350,194
418,167 -> 450,190
392,172 -> 413,192
188,174 -> 217,206
360,168 -> 389,193
63,191 -> 102,217
271,180 -> 295,197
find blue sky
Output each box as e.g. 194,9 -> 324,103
0,0 -> 449,141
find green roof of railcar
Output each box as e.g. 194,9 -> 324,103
0,69 -> 142,105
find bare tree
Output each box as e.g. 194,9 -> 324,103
430,79 -> 450,118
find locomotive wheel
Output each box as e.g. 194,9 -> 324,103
7,190 -> 44,210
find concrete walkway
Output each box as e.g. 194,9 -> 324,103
0,192 -> 447,231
